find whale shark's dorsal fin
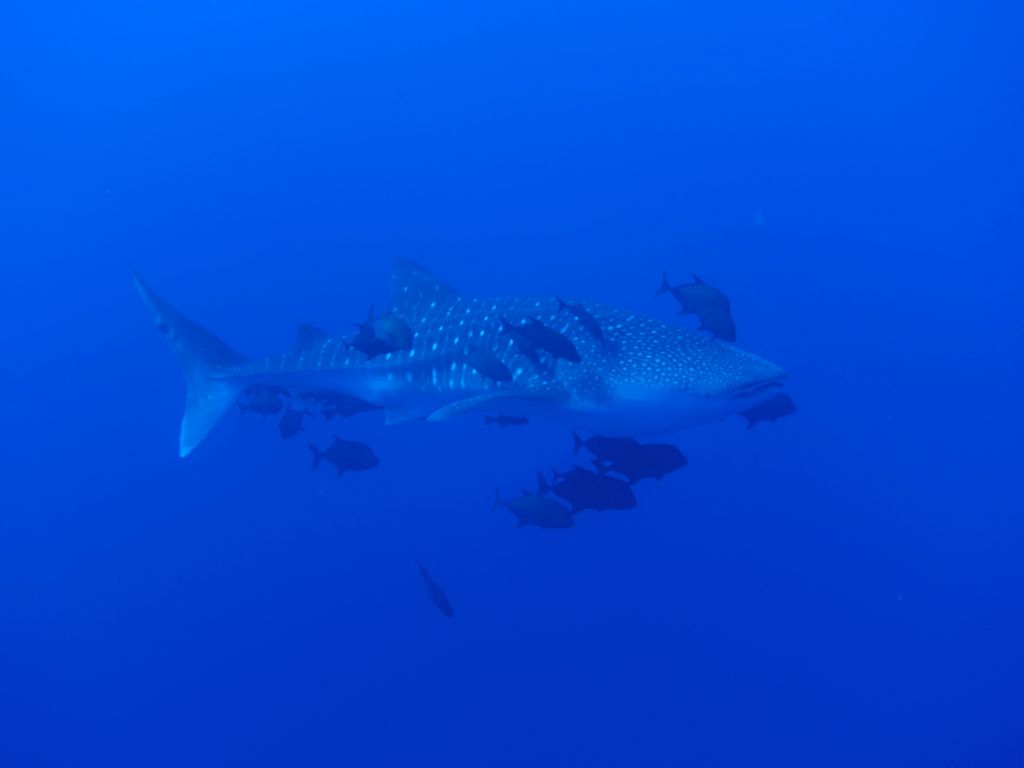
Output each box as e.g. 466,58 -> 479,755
390,259 -> 460,318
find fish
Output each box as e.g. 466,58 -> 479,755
571,432 -> 641,462
415,560 -> 454,618
493,487 -> 574,529
278,407 -> 311,439
501,316 -> 581,363
135,259 -> 787,458
463,347 -> 513,383
237,385 -> 286,418
657,272 -> 737,342
484,415 -> 529,428
739,393 -> 797,428
308,435 -> 380,476
556,296 -> 605,342
299,390 -> 383,420
549,465 -> 637,514
497,318 -> 545,369
348,306 -> 414,360
595,442 -> 687,483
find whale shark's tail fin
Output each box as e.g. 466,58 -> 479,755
135,276 -> 248,457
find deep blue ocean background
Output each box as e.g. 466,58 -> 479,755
3,2 -> 1022,766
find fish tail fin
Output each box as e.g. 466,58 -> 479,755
309,442 -> 322,469
551,465 -> 564,482
592,459 -> 609,475
656,271 -> 672,296
571,431 -> 584,455
135,275 -> 247,457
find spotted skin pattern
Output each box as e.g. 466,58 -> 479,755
137,259 -> 790,455
209,260 -> 785,431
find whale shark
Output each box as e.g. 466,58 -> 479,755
136,259 -> 787,457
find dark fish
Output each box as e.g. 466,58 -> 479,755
237,386 -> 286,418
294,323 -> 333,349
556,296 -> 604,342
571,432 -> 641,463
484,415 -> 529,428
690,304 -> 736,342
550,465 -> 637,514
498,319 -> 544,369
493,487 -> 573,529
739,393 -> 797,428
308,435 -> 380,476
464,347 -> 513,383
373,310 -> 414,350
657,272 -> 737,342
596,443 -> 687,484
278,407 -> 311,439
349,306 -> 414,360
300,390 -> 383,420
415,560 -> 454,618
501,316 -> 581,363
321,398 -> 382,421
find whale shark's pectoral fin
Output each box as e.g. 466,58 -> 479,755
426,391 -> 563,422
385,406 -> 427,425
427,394 -> 506,422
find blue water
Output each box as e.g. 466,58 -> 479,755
3,2 -> 1022,766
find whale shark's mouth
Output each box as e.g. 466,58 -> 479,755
728,373 -> 788,401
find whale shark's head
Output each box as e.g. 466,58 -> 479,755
667,337 -> 788,430
560,324 -> 788,437
687,340 -> 789,403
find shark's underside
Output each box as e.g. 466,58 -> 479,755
137,259 -> 787,457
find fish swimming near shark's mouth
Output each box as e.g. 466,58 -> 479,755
136,259 -> 787,457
